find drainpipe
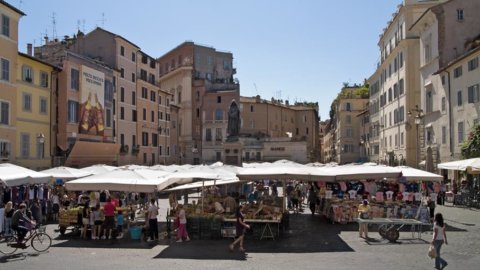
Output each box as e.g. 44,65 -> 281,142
446,70 -> 453,158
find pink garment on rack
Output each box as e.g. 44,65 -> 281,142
399,183 -> 405,192
376,192 -> 384,202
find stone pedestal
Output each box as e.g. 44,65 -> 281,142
223,140 -> 242,166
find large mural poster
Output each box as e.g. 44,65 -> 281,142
79,65 -> 105,136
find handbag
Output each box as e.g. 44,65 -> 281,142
360,212 -> 370,219
428,244 -> 437,259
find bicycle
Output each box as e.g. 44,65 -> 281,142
0,224 -> 52,255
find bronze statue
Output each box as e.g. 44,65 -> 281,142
227,101 -> 240,138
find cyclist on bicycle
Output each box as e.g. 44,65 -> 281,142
11,203 -> 36,245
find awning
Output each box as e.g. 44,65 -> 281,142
65,141 -> 120,167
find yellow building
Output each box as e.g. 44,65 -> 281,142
0,1 -> 24,162
16,52 -> 58,169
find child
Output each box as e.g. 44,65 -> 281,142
116,210 -> 124,239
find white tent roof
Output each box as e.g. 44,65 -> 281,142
166,178 -> 240,191
40,166 -> 92,180
78,164 -> 117,175
437,158 -> 480,171
157,165 -> 239,191
322,164 -> 402,181
0,163 -> 51,187
65,168 -> 170,193
395,166 -> 443,182
238,160 -> 336,182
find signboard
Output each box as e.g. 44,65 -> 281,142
79,65 -> 105,136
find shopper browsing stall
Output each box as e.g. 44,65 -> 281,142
358,199 -> 371,238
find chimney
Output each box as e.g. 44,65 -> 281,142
27,43 -> 33,56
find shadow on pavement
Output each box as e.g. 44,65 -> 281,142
0,252 -> 27,263
153,214 -> 354,260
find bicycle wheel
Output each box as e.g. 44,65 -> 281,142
31,233 -> 52,252
0,235 -> 18,255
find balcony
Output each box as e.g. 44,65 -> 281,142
120,145 -> 129,155
131,144 -> 140,155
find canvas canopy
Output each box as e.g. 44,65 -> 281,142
437,158 -> 480,172
65,168 -> 170,192
321,164 -> 402,181
0,163 -> 51,187
40,166 -> 92,180
78,164 -> 118,175
395,166 -> 443,182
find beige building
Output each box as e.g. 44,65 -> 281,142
318,120 -> 328,163
322,120 -> 336,163
0,1 -> 24,163
51,51 -> 118,167
357,104 -> 371,163
411,0 -> 480,170
158,42 -> 239,165
15,52 -> 58,170
240,96 -> 320,163
334,87 -> 369,164
368,0 -> 444,167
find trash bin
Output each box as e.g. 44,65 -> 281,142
129,227 -> 142,240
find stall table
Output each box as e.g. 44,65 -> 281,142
223,218 -> 281,240
357,218 -> 427,242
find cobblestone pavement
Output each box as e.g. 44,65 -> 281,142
1,201 -> 479,270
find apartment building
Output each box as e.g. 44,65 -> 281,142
16,51 -> 58,169
0,0 -> 24,163
357,104 -> 371,163
334,87 -> 369,164
411,0 -> 480,170
368,0 -> 443,168
322,120 -> 336,163
240,95 -> 320,163
158,42 -> 239,165
318,120 -> 328,163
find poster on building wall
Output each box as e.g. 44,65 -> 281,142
79,65 -> 105,136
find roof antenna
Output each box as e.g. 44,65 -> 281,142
51,12 -> 57,40
253,83 -> 259,95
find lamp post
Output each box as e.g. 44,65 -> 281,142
37,133 -> 45,159
408,105 -> 424,168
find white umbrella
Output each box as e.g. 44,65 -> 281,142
395,166 -> 443,182
0,163 -> 51,187
65,168 -> 170,192
437,158 -> 480,171
322,164 -> 402,181
157,165 -> 239,191
238,160 -> 336,182
166,178 -> 240,191
78,164 -> 117,175
40,166 -> 92,180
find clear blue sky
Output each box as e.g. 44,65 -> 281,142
13,0 -> 401,120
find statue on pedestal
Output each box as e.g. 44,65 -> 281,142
227,101 -> 240,141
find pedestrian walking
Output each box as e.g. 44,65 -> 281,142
308,184 -> 318,216
148,198 -> 159,242
432,213 -> 448,269
176,204 -> 190,242
102,197 -> 115,239
427,197 -> 436,223
4,201 -> 14,236
229,204 -> 250,252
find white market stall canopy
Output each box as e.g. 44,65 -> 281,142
155,165 -> 239,191
322,164 -> 402,181
65,168 -> 170,193
395,166 -> 443,182
0,163 -> 51,187
238,160 -> 336,182
166,179 -> 240,191
78,164 -> 118,175
437,158 -> 480,171
40,166 -> 92,180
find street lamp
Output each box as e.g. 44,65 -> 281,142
408,105 -> 424,168
37,133 -> 45,159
